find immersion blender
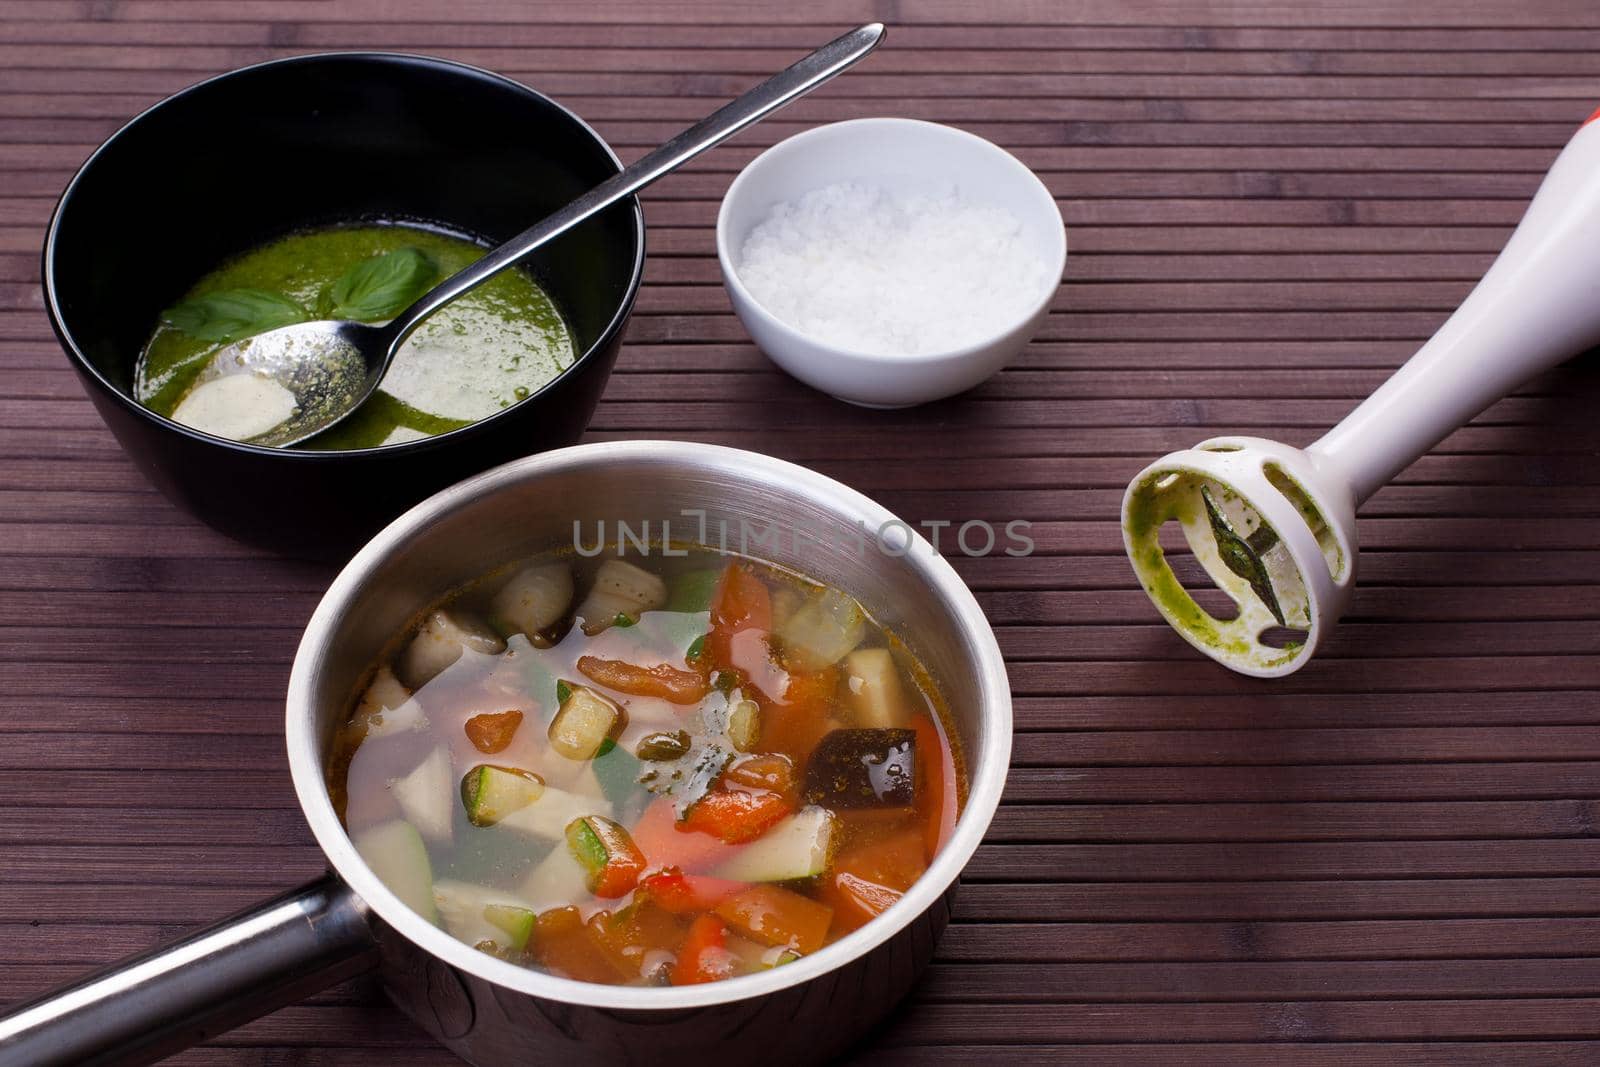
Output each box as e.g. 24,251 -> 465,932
1123,108 -> 1600,678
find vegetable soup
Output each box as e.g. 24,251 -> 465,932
327,549 -> 965,986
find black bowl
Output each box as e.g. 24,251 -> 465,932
43,52 -> 645,559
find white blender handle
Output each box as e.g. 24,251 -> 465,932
1308,110 -> 1600,508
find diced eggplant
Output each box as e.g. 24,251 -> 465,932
495,784 -> 614,841
803,728 -> 916,809
489,563 -> 574,638
714,806 -> 839,883
353,665 -> 428,739
575,560 -> 668,634
432,879 -> 538,952
396,609 -> 506,689
391,747 -> 454,843
777,587 -> 865,671
548,684 -> 625,761
841,648 -> 908,729
460,764 -> 544,827
353,820 -> 436,924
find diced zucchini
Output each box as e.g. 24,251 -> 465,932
396,609 -> 506,690
495,784 -> 614,841
777,588 -> 865,671
575,560 -> 668,634
433,879 -> 538,952
353,820 -> 437,924
484,904 -> 538,952
714,806 -> 839,882
489,563 -> 574,638
391,747 -> 454,843
353,665 -> 428,739
841,648 -> 908,729
460,764 -> 544,827
548,684 -> 625,761
565,815 -> 647,897
519,841 -> 591,909
727,698 -> 760,752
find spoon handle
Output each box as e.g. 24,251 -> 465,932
382,22 -> 886,351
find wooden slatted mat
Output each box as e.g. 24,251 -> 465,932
3,2 -> 1600,1063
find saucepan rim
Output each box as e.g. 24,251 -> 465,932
286,439 -> 1014,1011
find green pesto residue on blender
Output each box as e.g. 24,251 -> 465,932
136,224 -> 575,450
1123,470 -> 1292,663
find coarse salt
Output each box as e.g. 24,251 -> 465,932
736,182 -> 1053,357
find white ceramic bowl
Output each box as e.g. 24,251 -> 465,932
716,117 -> 1066,408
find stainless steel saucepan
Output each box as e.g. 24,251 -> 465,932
0,441 -> 1013,1067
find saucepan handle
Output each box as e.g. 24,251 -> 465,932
0,874 -> 377,1067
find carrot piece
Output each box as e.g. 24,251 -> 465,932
909,713 -> 958,862
577,655 -> 709,705
679,789 -> 793,845
819,829 -> 927,934
631,796 -> 741,873
723,752 -> 797,800
714,885 -> 834,955
671,914 -> 738,985
533,906 -> 628,984
638,867 -> 749,914
464,709 -> 523,754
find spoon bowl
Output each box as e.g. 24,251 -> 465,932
181,321 -> 373,445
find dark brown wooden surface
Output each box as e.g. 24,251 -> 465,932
5,1 -> 1600,1063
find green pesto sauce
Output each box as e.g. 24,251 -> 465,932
135,224 -> 574,450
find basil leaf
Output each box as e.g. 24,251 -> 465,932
327,247 -> 436,321
161,289 -> 308,343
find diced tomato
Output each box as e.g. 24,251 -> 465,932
714,885 -> 834,955
706,564 -> 773,676
577,655 -> 709,705
819,829 -> 926,934
722,752 -> 797,800
756,666 -> 839,764
566,815 -> 648,898
671,914 -> 738,985
638,867 -> 749,914
631,796 -> 741,873
909,713 -> 958,862
463,709 -> 523,754
680,789 -> 793,845
533,906 -> 628,984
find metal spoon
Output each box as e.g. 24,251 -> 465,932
182,23 -> 886,448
